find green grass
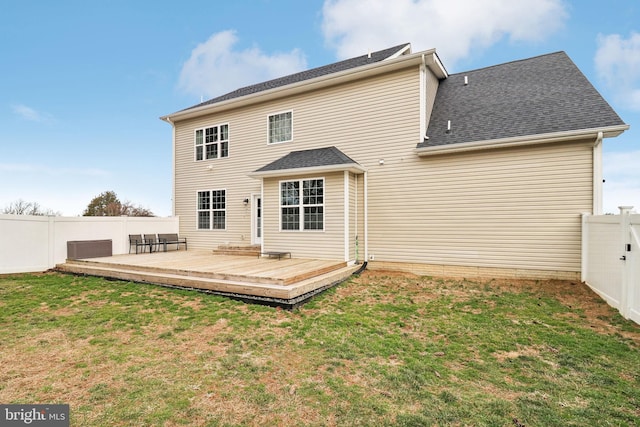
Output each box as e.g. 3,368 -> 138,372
0,272 -> 639,426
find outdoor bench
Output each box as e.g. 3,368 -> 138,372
157,233 -> 187,251
260,251 -> 291,260
129,234 -> 148,254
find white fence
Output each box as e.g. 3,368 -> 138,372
582,207 -> 640,324
0,215 -> 179,274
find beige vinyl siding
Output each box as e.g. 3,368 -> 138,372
172,66 -> 421,252
424,68 -> 440,131
172,60 -> 592,275
366,139 -> 594,272
262,172 -> 344,259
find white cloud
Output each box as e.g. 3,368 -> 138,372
11,104 -> 54,123
595,32 -> 640,111
321,0 -> 567,66
178,30 -> 308,99
603,150 -> 640,214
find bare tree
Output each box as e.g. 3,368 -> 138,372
2,199 -> 61,216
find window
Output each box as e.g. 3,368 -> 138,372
280,178 -> 324,231
197,189 -> 226,230
195,124 -> 229,160
268,111 -> 292,144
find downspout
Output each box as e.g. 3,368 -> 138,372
364,171 -> 369,262
593,131 -> 604,215
260,179 -> 264,252
165,116 -> 177,217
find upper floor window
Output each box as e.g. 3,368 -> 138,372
195,124 -> 229,161
268,111 -> 292,144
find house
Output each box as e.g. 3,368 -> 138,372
161,43 -> 628,280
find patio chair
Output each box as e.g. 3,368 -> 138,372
144,234 -> 163,253
129,234 -> 146,254
158,233 -> 187,251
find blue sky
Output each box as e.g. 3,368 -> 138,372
1,0 -> 638,216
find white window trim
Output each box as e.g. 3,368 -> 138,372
278,177 -> 325,232
267,110 -> 293,145
194,122 -> 230,162
196,188 -> 227,231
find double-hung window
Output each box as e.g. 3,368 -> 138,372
280,178 -> 324,231
268,111 -> 292,144
195,124 -> 229,160
197,189 -> 226,230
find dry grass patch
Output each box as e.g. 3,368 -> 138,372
0,271 -> 639,426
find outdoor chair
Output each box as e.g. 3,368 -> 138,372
158,233 -> 187,251
144,234 -> 163,253
129,234 -> 146,254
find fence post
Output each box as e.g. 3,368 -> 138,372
581,213 -> 590,283
619,206 -> 633,318
48,215 -> 56,270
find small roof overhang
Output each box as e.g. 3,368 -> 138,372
248,146 -> 367,179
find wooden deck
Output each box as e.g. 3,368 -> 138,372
56,250 -> 360,306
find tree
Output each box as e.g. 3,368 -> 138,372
83,191 -> 154,217
2,199 -> 60,216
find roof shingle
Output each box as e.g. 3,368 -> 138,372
254,146 -> 360,173
418,51 -> 626,148
183,43 -> 410,112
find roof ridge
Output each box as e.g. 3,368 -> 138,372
450,51 -> 567,76
182,43 -> 411,111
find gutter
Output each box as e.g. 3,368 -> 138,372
415,124 -> 630,157
248,163 -> 367,179
422,51 -> 448,79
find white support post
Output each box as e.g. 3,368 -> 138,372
344,171 -> 350,262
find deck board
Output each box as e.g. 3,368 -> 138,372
56,250 -> 359,303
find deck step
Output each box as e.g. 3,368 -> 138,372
212,244 -> 261,257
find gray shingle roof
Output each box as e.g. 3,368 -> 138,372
182,44 -> 410,111
255,146 -> 360,173
418,51 -> 626,148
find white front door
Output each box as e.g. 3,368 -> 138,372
252,194 -> 262,245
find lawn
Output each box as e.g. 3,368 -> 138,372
0,271 -> 639,426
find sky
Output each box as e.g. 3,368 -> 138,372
1,0 -> 638,216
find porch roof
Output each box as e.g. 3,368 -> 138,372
249,146 -> 366,178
